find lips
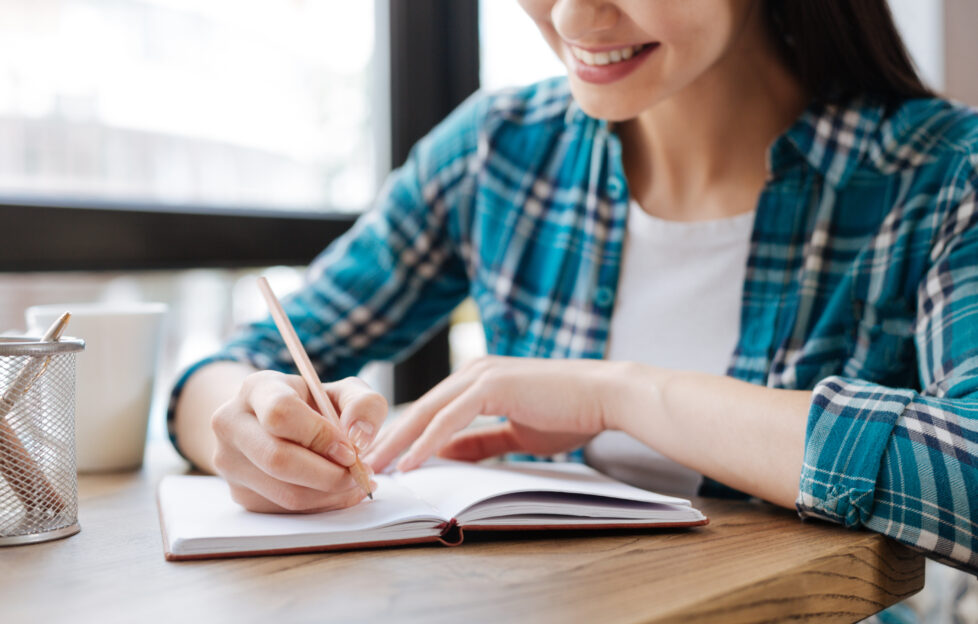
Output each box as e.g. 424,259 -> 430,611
566,42 -> 659,84
570,43 -> 648,66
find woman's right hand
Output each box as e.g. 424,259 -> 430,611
211,370 -> 387,513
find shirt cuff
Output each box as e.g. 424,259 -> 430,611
796,375 -> 916,528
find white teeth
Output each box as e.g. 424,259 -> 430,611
571,44 -> 645,67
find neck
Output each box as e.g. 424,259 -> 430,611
619,11 -> 807,221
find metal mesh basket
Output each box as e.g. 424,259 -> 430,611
0,336 -> 84,545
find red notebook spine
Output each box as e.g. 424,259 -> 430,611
436,519 -> 464,546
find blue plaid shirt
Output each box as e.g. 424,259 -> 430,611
169,78 -> 978,574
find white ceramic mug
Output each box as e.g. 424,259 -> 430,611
26,302 -> 167,473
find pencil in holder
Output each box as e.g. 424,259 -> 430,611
0,336 -> 84,545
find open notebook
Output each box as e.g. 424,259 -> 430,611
157,459 -> 708,560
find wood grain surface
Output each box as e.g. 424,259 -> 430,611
0,442 -> 923,624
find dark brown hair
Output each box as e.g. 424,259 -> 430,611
765,0 -> 935,104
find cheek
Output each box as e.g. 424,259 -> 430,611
639,3 -> 744,86
645,1 -> 740,76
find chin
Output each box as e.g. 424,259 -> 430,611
568,85 -> 650,122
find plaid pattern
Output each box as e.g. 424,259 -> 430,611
168,78 -> 978,573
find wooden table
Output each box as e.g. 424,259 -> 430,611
1,442 -> 923,624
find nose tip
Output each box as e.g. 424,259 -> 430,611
551,0 -> 619,42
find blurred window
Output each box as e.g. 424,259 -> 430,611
479,0 -> 563,91
0,0 -> 380,212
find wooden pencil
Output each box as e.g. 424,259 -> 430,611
256,278 -> 374,500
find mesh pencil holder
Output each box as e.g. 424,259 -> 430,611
0,336 -> 84,545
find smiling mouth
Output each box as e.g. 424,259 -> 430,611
569,43 -> 653,67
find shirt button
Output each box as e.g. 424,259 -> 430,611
607,177 -> 624,199
594,286 -> 615,307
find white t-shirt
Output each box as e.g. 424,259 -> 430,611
584,199 -> 755,496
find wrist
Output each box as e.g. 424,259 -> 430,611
601,361 -> 671,434
175,360 -> 256,473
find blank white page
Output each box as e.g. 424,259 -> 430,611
158,475 -> 445,556
391,460 -> 694,521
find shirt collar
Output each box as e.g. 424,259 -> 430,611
573,88 -> 891,189
564,96 -> 585,126
768,98 -> 888,187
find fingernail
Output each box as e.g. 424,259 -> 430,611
348,421 -> 376,452
327,441 -> 356,466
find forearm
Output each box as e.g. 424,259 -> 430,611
614,364 -> 811,508
173,361 -> 258,473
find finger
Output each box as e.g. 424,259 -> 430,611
225,469 -> 366,514
365,373 -> 476,471
398,370 -> 474,425
218,440 -> 364,512
397,387 -> 484,472
366,410 -> 439,473
243,370 -> 313,405
364,417 -> 403,464
437,423 -> 522,462
322,377 -> 388,453
251,383 -> 357,467
224,413 -> 357,490
373,367 -> 477,451
226,483 -> 292,513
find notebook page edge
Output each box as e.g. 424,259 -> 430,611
391,459 -> 696,522
158,474 -> 446,557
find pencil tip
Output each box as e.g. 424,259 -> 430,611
368,492 -> 374,500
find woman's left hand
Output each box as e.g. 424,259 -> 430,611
364,356 -> 633,472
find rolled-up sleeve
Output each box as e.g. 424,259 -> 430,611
797,377 -> 915,526
165,91 -> 489,461
797,183 -> 978,572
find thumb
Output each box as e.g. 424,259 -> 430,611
437,423 -> 522,462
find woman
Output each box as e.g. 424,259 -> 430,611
170,0 -> 978,574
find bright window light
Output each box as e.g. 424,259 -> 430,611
0,0 -> 380,211
480,1 -> 565,91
